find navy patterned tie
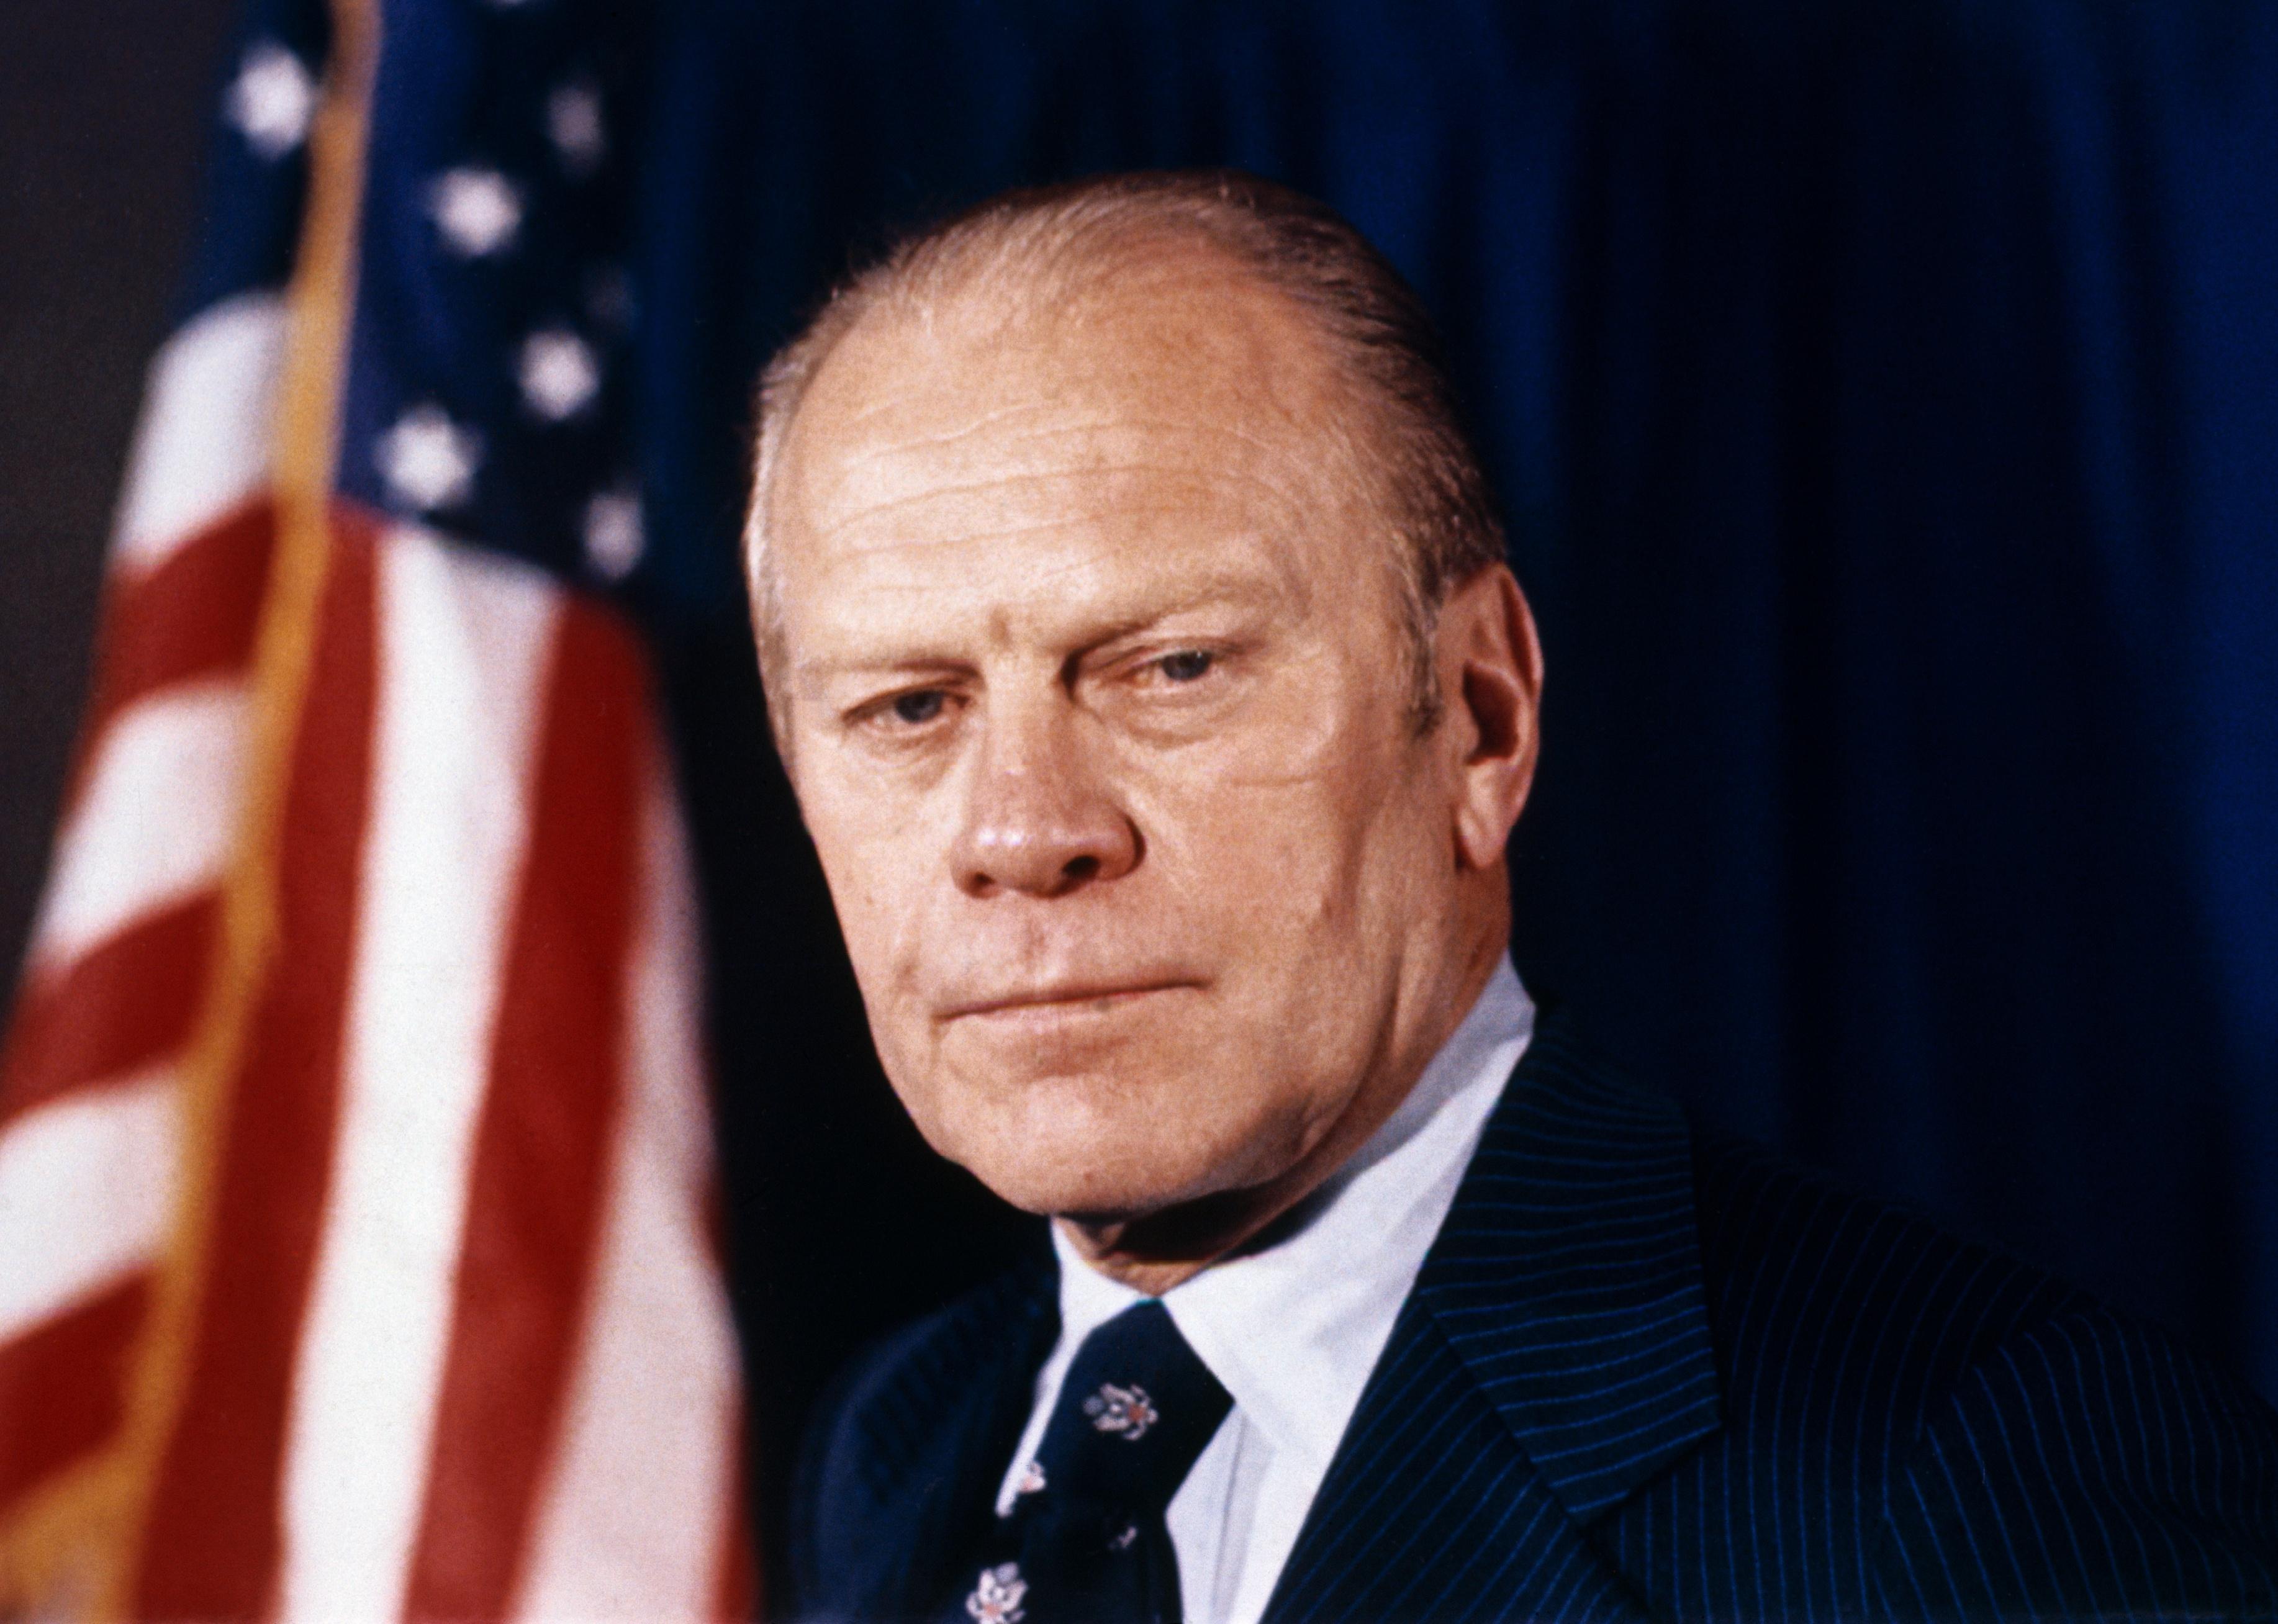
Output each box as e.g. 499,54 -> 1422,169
957,1299 -> 1233,1624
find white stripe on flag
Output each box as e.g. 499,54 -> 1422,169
29,682 -> 246,974
0,1071 -> 178,1343
511,751 -> 741,1622
110,291 -> 287,574
278,528 -> 559,1623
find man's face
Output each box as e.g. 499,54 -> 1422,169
766,256 -> 1475,1222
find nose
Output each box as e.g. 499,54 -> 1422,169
952,706 -> 1139,899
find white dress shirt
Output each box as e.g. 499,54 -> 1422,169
993,958 -> 1535,1624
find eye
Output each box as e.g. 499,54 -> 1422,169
890,689 -> 947,724
1155,649 -> 1214,683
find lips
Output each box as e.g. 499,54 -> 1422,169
938,979 -> 1201,1021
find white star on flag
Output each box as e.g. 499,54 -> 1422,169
583,488 -> 644,580
548,83 -> 607,173
224,40 -> 318,161
519,330 -> 601,421
376,404 -> 482,512
428,168 -> 523,258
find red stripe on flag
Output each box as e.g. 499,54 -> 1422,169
0,1274 -> 151,1520
712,1425 -> 758,1624
704,1171 -> 752,1624
0,896 -> 216,1127
130,512 -> 382,1622
80,501 -> 276,760
399,600 -> 646,1620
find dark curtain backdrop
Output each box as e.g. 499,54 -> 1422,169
6,0 -> 2274,1583
605,0 -> 2278,1557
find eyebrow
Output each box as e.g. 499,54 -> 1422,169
790,569 -> 1295,686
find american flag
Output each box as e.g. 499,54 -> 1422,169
0,0 -> 752,1617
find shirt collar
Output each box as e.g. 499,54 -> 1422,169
1047,957 -> 1535,1480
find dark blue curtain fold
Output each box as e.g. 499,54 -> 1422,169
605,0 -> 2278,1556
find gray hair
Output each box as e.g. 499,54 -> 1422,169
743,169 -> 1506,736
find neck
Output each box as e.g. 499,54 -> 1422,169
1057,916 -> 1509,1296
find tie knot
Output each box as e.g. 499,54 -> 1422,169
1017,1299 -> 1231,1528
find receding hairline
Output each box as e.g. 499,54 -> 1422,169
778,215 -> 1331,418
771,237 -> 1375,546
761,209 -> 1383,539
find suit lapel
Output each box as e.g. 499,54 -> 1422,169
1263,1012 -> 1722,1622
829,1256 -> 1060,1620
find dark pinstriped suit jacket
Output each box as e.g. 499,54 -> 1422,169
789,1013 -> 2278,1620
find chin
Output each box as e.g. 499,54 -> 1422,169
931,1073 -> 1302,1223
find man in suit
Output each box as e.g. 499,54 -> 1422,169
742,170 -> 2278,1622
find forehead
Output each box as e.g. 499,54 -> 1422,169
771,253 -> 1372,573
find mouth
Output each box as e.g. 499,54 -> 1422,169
941,980 -> 1202,1022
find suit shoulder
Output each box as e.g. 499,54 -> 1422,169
1686,1127 -> 2093,1484
1676,1116 -> 2113,1548
1597,1126 -> 2278,1615
1876,1301 -> 2278,1614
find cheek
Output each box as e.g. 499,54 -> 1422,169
1126,693 -> 1421,935
798,769 -> 948,998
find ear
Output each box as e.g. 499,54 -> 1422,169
1434,564 -> 1544,870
